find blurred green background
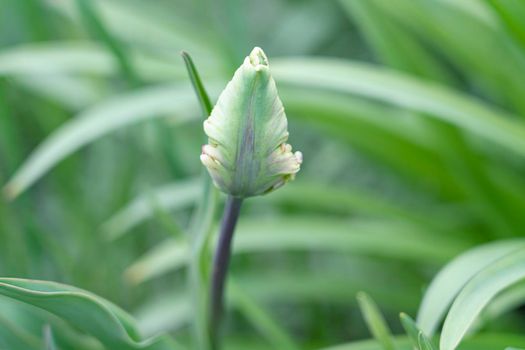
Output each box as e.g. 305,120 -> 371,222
1,0 -> 525,349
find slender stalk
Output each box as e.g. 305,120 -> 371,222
209,196 -> 243,349
181,50 -> 219,349
181,51 -> 213,116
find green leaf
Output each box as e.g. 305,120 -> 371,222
279,89 -> 459,194
75,0 -> 139,86
480,281 -> 525,327
417,335 -> 433,350
0,309 -> 42,349
319,334 -> 525,350
134,293 -> 190,338
181,51 -> 213,116
229,280 -> 299,350
102,179 -> 200,240
440,247 -> 525,350
416,239 -> 525,336
0,278 -> 178,350
370,0 -> 525,117
46,0 -> 221,70
0,295 -> 102,350
0,42 -> 183,80
400,313 -> 421,349
134,263 -> 422,337
272,59 -> 525,158
340,0 -> 454,84
125,218 -> 470,284
487,0 -> 525,50
0,42 -> 114,76
320,337 -> 411,350
356,292 -> 396,350
2,84 -> 199,199
104,177 -> 462,241
43,324 -> 58,350
14,75 -> 104,110
259,181 -> 465,231
400,313 -> 435,350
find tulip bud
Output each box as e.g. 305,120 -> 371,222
200,47 -> 302,198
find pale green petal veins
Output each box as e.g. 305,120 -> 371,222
201,47 -> 302,197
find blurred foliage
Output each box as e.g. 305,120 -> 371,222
1,0 -> 525,349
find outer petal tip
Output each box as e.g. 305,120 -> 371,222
248,47 -> 269,70
295,151 -> 303,164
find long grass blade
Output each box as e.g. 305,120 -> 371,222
43,324 -> 58,350
125,218 -> 471,284
75,0 -> 139,85
400,313 -> 435,350
357,292 -> 396,350
181,50 -> 218,350
272,59 -> 525,158
102,179 -> 200,240
229,281 -> 299,350
2,84 -> 199,199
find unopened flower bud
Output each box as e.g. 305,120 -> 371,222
201,47 -> 302,198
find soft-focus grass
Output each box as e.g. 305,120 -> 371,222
1,0 -> 525,349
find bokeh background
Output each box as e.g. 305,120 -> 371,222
1,0 -> 525,349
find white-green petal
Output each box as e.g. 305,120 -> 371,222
201,47 -> 302,198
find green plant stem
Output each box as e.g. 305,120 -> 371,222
209,196 -> 243,349
181,50 -> 219,349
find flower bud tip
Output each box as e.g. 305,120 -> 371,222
248,47 -> 269,70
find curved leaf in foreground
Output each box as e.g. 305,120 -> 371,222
440,247 -> 525,350
416,239 -> 525,335
0,278 -> 178,350
0,295 -> 103,350
320,334 -> 525,350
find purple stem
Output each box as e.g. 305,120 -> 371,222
209,196 -> 243,349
